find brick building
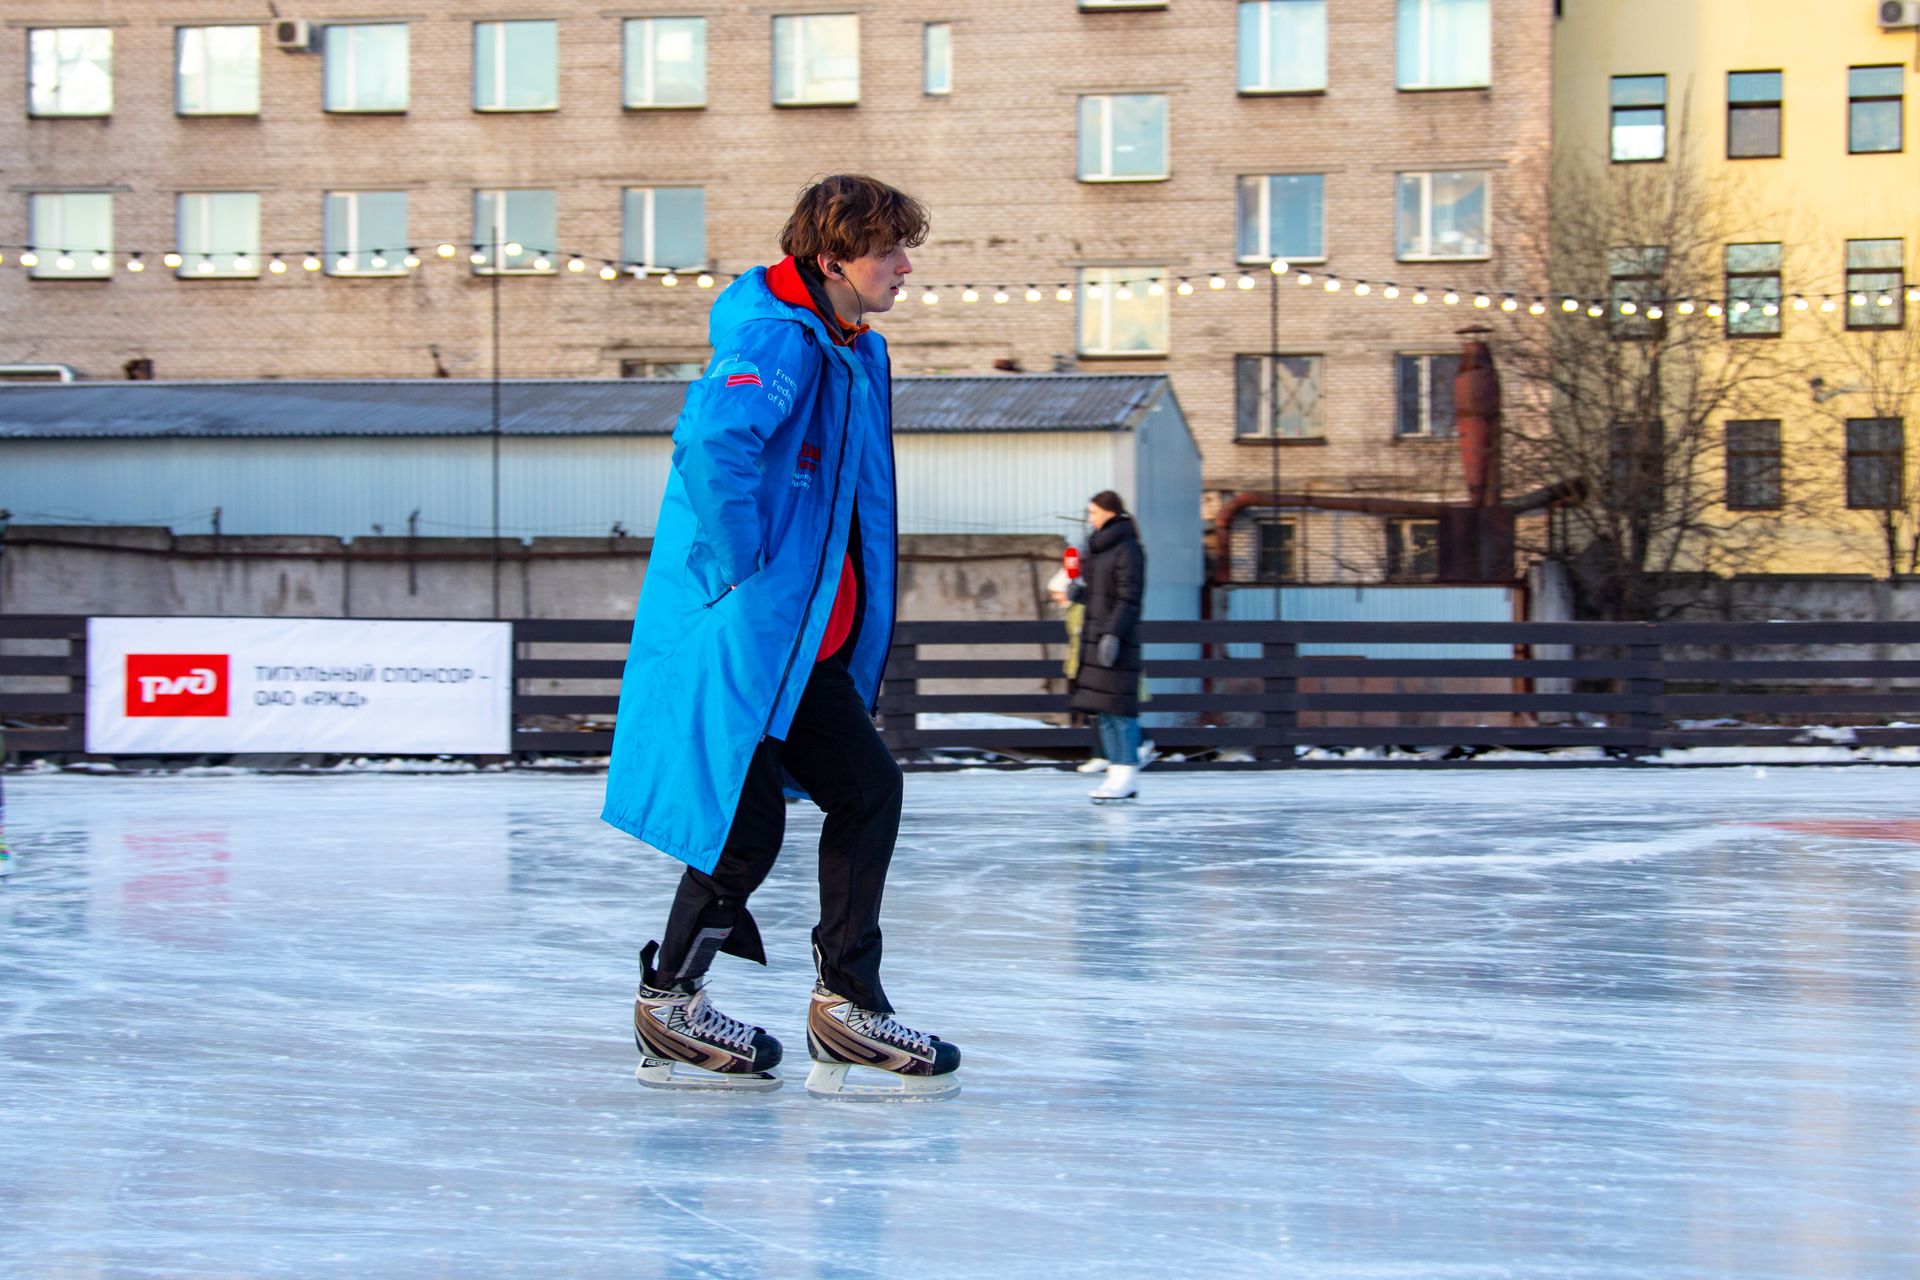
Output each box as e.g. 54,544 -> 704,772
0,1 -> 1552,581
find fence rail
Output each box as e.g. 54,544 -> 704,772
5,615 -> 1919,766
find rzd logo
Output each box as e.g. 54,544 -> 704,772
125,654 -> 230,718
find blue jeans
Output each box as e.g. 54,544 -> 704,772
1096,713 -> 1141,767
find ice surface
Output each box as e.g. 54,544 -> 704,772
3,767 -> 1919,1279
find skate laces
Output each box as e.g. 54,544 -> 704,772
681,991 -> 755,1054
849,1008 -> 932,1056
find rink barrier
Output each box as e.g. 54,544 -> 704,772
4,615 -> 1920,765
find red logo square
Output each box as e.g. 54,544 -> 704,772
125,654 -> 230,718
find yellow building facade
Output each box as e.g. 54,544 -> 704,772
1553,0 -> 1920,578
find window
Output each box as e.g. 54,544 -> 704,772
1238,1 -> 1326,94
1078,268 -> 1169,356
623,18 -> 706,108
924,23 -> 952,96
1611,75 -> 1666,162
474,20 -> 557,111
772,14 -> 859,106
1256,519 -> 1297,582
27,193 -> 112,279
1724,420 -> 1782,510
1724,242 -> 1782,337
1078,95 -> 1168,181
1846,239 -> 1904,330
1847,419 -> 1904,509
1386,519 -> 1440,581
325,24 -> 409,112
1395,171 -> 1489,259
1849,66 -> 1903,154
1608,245 -> 1667,339
472,190 -> 557,273
1609,420 -> 1665,506
621,359 -> 706,379
324,192 -> 409,276
622,187 -> 707,271
1396,353 -> 1459,437
1727,71 -> 1781,159
176,192 -> 260,277
28,28 -> 112,117
1237,175 -> 1324,262
176,26 -> 259,115
1236,354 -> 1324,438
1396,0 -> 1489,90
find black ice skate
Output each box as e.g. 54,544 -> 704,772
633,941 -> 783,1092
805,983 -> 961,1102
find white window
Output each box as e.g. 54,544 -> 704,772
924,23 -> 952,96
772,14 -> 859,106
27,193 -> 113,279
472,190 -> 557,274
1396,0 -> 1489,90
325,23 -> 409,112
1078,267 -> 1170,356
1077,94 -> 1169,181
1238,1 -> 1326,94
623,18 -> 706,108
474,20 -> 557,112
1395,170 -> 1489,260
177,26 -> 260,115
28,28 -> 113,117
1237,174 -> 1325,262
324,192 -> 409,276
1236,353 -> 1324,438
177,192 -> 260,277
621,188 -> 707,271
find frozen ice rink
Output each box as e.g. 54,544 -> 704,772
3,766 -> 1918,1279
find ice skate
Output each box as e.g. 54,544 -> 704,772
805,984 -> 961,1102
1137,739 -> 1159,769
1075,756 -> 1111,774
1089,763 -> 1139,803
633,942 -> 783,1092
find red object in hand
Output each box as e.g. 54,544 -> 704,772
1063,546 -> 1080,580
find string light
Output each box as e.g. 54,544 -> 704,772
503,241 -> 524,257
163,252 -> 183,268
403,253 -> 421,269
303,255 -> 322,272
367,254 -> 387,271
1114,284 -> 1131,300
1620,300 -> 1638,315
1908,287 -> 1920,304
1527,299 -> 1545,316
531,256 -> 552,271
436,243 -> 456,258
1876,293 -> 1893,308
1237,274 -> 1255,290
993,289 -> 1009,304
55,255 -> 75,271
1269,258 -> 1289,275
1500,295 -> 1517,312
598,264 -> 617,280
1761,302 -> 1778,317
922,287 -> 939,304
1413,290 -> 1429,305
1586,302 -> 1604,318
1561,297 -> 1579,313
268,256 -> 287,274
1297,271 -> 1313,286
1851,292 -> 1868,307
567,257 -> 586,273
962,286 -> 979,302
1146,280 -> 1164,297
697,273 -> 714,288
1472,293 -> 1490,308
1087,283 -> 1104,299
1821,297 -> 1838,312
1707,303 -> 1724,317
662,272 -> 679,286
1055,285 -> 1073,302
196,258 -> 216,274
1025,286 -> 1042,301
1792,295 -> 1808,311
1354,281 -> 1371,296
335,256 -> 354,273
19,251 -> 39,268
126,255 -> 144,272
1442,290 -> 1460,305
1383,284 -> 1400,299
1677,300 -> 1695,315
1646,305 -> 1663,320
1175,279 -> 1193,296
469,250 -> 488,266
1209,275 -> 1227,290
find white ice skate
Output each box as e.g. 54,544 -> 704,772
1075,756 -> 1112,774
633,943 -> 782,1092
1137,739 -> 1159,768
1089,763 -> 1139,803
805,985 -> 961,1102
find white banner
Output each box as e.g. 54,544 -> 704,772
86,618 -> 513,755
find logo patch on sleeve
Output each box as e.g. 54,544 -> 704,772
711,356 -> 763,388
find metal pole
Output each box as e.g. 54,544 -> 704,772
490,235 -> 502,620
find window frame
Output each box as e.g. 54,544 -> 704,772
324,22 -> 410,114
176,25 -> 261,117
1395,353 -> 1460,438
472,19 -> 559,113
1254,517 -> 1298,583
1077,267 -> 1170,357
620,358 -> 707,379
1724,419 -> 1783,511
1608,245 -> 1668,341
1236,173 -> 1326,264
1385,518 -> 1441,581
621,186 -> 708,273
1845,418 -> 1905,510
1724,242 -> 1783,339
923,22 -> 952,96
1235,352 -> 1325,439
323,191 -> 410,277
1394,169 -> 1491,262
1848,65 -> 1904,155
622,17 -> 707,109
471,189 -> 558,275
1395,0 -> 1490,91
27,27 -> 113,118
1237,1 -> 1327,96
1077,93 -> 1170,182
1845,239 -> 1905,331
771,13 -> 860,107
1725,69 -> 1782,160
27,192 -> 114,280
1610,74 -> 1667,163
175,191 -> 261,278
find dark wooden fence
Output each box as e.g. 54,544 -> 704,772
6,615 -> 1920,765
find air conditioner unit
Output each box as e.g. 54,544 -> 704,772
273,19 -> 317,51
1881,1 -> 1920,29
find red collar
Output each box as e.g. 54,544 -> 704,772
767,256 -> 870,348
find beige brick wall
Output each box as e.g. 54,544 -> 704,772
0,1 -> 1552,576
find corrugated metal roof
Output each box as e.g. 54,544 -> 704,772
0,375 -> 1165,440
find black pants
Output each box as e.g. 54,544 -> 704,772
655,656 -> 903,1013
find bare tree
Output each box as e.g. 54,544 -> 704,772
1500,137 -> 1798,619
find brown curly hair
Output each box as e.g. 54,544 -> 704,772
779,175 -> 930,270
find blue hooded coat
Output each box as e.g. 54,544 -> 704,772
600,267 -> 897,872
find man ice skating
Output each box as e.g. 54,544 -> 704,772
602,175 -> 960,1101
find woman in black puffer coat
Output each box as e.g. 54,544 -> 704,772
1068,491 -> 1146,801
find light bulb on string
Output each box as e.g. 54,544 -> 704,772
1209,275 -> 1227,290
1297,271 -> 1312,286
269,256 -> 288,274
1269,258 -> 1289,275
503,242 -> 523,258
1731,299 -> 1749,314
1146,280 -> 1164,297
1792,295 -> 1808,311
403,253 -> 421,269
1383,284 -> 1400,299
1442,290 -> 1460,305
233,255 -> 254,273
1907,286 -> 1920,304
1472,293 -> 1490,308
1707,303 -> 1724,317
962,286 -> 980,303
1025,286 -> 1042,301
1821,297 -> 1837,312
1325,277 -> 1342,292
1620,300 -> 1638,315
19,251 -> 39,268
1647,305 -> 1664,320
470,250 -> 488,266
1175,279 -> 1193,296
1237,274 -> 1255,290
1561,297 -> 1579,313
1500,295 -> 1518,312
1354,281 -> 1371,296
567,257 -> 586,273
1056,285 -> 1074,302
303,255 -> 322,272
993,289 -> 1009,304
922,288 -> 939,305
697,273 -> 714,288
1677,300 -> 1695,315
1876,293 -> 1894,308
1114,285 -> 1131,301
1762,302 -> 1778,317
662,272 -> 679,287
1586,302 -> 1603,318
196,259 -> 216,274
1413,290 -> 1429,305
1087,283 -> 1104,299
436,243 -> 456,258
368,254 -> 387,270
126,254 -> 145,273
335,256 -> 354,273
598,264 -> 617,280
55,255 -> 75,271
1851,292 -> 1868,307
531,256 -> 551,271
1528,299 -> 1546,316
163,251 -> 184,269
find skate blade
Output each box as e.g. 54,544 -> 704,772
635,1057 -> 782,1093
803,1060 -> 960,1103
1089,794 -> 1137,804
